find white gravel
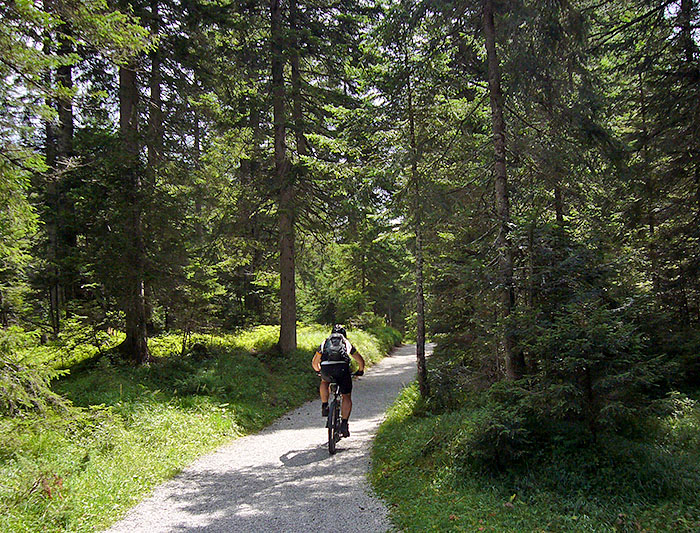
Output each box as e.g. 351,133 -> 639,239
105,343 -> 428,533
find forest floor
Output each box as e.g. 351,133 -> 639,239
104,343 -> 425,533
371,384 -> 700,532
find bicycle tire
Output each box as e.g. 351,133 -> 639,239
328,398 -> 337,454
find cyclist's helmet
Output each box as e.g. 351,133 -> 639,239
332,324 -> 347,338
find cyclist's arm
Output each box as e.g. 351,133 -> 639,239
350,351 -> 365,372
312,351 -> 322,372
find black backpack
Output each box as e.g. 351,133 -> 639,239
322,333 -> 349,362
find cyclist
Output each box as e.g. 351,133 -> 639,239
312,324 -> 365,437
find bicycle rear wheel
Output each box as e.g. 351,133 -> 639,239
328,397 -> 338,454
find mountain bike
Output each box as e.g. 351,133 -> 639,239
324,370 -> 362,455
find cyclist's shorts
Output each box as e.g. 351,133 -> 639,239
320,361 -> 352,394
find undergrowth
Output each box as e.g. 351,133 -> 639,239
1,324 -> 398,532
371,383 -> 700,532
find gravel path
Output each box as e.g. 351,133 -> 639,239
105,343 -> 429,533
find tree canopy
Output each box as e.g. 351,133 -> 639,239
1,0 -> 699,458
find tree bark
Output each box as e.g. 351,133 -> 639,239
639,70 -> 659,294
407,70 -> 429,397
43,29 -> 60,337
554,183 -> 564,225
272,0 -> 296,354
56,30 -> 76,304
147,0 -> 162,179
118,63 -> 151,363
484,0 -> 522,379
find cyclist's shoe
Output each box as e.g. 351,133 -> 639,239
321,403 -> 329,417
340,419 -> 350,438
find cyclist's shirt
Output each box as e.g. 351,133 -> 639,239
317,336 -> 356,364
318,335 -> 356,394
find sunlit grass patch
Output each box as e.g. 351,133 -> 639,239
1,324 -> 400,532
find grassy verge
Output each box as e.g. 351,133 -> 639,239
1,324 -> 398,533
371,384 -> 700,533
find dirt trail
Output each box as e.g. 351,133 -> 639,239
105,343 -> 428,533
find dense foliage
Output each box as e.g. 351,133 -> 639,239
411,0 -> 700,464
1,0 -> 411,358
2,0 -> 700,529
372,383 -> 700,532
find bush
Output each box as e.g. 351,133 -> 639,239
348,311 -> 386,330
367,325 -> 402,353
525,300 -> 661,439
447,380 -> 539,472
373,381 -> 700,533
0,327 -> 69,416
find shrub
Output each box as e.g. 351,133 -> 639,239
526,300 -> 660,440
450,381 -> 536,472
367,325 -> 402,353
0,327 -> 69,416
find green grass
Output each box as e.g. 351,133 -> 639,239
0,324 -> 398,532
370,384 -> 700,533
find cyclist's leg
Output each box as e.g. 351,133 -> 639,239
341,393 -> 352,419
319,380 -> 330,403
338,363 -> 353,423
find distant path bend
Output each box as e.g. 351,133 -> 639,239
105,343 -> 431,533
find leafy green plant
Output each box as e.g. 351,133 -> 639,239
452,399 -> 532,473
0,327 -> 69,416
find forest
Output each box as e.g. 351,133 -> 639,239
1,0 -> 700,531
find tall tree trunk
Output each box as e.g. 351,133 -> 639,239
407,70 -> 429,397
43,30 -> 60,337
118,63 -> 151,363
553,183 -> 564,225
147,0 -> 162,179
272,0 -> 296,354
639,70 -> 659,294
56,30 -> 76,304
484,0 -> 522,379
